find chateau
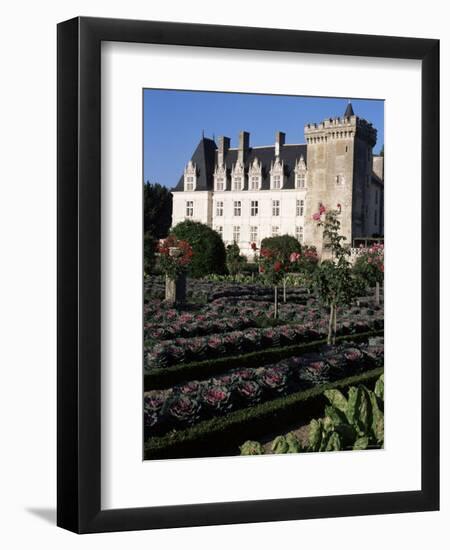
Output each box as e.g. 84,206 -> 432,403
171,103 -> 384,259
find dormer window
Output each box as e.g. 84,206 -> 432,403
232,176 -> 242,191
184,160 -> 197,191
294,155 -> 307,189
185,176 -> 195,191
215,176 -> 225,191
248,157 -> 262,190
214,163 -> 227,191
270,158 -> 284,190
272,175 -> 282,189
231,161 -> 245,191
296,174 -> 306,188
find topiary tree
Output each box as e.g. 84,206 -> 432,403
352,243 -> 384,305
171,220 -> 226,278
261,235 -> 302,302
260,235 -> 302,264
258,247 -> 286,318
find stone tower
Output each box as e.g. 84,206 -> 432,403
303,103 -> 377,256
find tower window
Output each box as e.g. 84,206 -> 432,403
186,201 -> 194,217
335,175 -> 344,186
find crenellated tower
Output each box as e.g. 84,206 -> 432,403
303,102 -> 377,256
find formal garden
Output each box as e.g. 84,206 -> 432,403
143,184 -> 384,460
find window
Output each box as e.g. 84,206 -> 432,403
216,176 -> 225,191
250,200 -> 259,216
295,226 -> 303,243
215,226 -> 223,238
216,201 -> 223,217
233,226 -> 240,243
272,174 -> 281,189
186,201 -> 194,217
234,201 -> 241,216
296,174 -> 306,188
250,226 -> 258,243
272,226 -> 279,237
233,177 -> 242,191
296,199 -> 304,217
185,176 -> 194,191
272,200 -> 280,216
335,175 -> 344,186
250,175 -> 260,190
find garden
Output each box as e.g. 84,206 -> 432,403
143,189 -> 384,460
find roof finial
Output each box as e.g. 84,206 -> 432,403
201,129 -> 205,139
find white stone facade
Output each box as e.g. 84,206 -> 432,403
171,105 -> 384,259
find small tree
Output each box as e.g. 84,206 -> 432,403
312,206 -> 358,345
353,243 -> 384,305
258,248 -> 286,318
261,235 -> 302,302
226,242 -> 246,280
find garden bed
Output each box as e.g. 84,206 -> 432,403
144,329 -> 383,390
144,367 -> 383,460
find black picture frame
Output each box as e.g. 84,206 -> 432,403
57,16 -> 439,533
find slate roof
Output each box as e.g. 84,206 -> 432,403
173,138 -> 307,192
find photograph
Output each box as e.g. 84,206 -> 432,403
143,91 -> 385,460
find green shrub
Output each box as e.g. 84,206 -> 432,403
171,220 -> 227,278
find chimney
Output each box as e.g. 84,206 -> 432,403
238,131 -> 250,164
275,131 -> 285,157
218,136 -> 230,166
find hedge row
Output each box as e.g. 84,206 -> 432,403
144,366 -> 383,460
144,329 -> 384,390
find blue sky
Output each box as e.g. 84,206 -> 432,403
143,90 -> 384,188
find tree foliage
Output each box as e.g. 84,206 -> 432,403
312,207 -> 360,344
143,182 -> 173,238
171,220 -> 226,278
226,243 -> 246,279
